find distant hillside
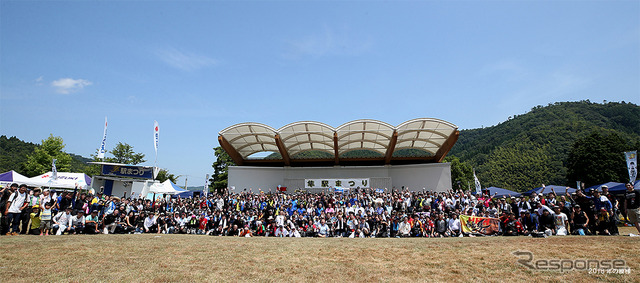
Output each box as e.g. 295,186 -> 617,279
449,101 -> 640,191
0,135 -> 92,176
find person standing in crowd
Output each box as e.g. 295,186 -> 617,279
623,183 -> 640,235
5,184 -> 28,235
39,202 -> 53,236
20,188 -> 40,234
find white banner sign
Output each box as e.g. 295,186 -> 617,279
473,169 -> 481,194
305,178 -> 370,189
98,116 -> 107,159
625,151 -> 637,183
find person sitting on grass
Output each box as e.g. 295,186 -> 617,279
85,210 -> 100,234
552,206 -> 569,236
52,206 -> 73,235
143,211 -> 157,233
596,208 -> 611,235
571,205 -> 589,235
29,205 -> 41,235
70,210 -> 85,234
397,217 -> 411,237
434,214 -> 448,238
503,213 -> 523,236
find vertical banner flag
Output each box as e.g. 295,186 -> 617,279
473,169 -> 481,195
625,151 -> 637,183
204,174 -> 210,197
98,117 -> 108,159
154,120 -> 159,158
576,181 -> 581,192
52,159 -> 58,180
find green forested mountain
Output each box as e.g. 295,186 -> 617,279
0,135 -> 91,176
0,135 -> 38,173
449,101 -> 640,191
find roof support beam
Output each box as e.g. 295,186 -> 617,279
333,132 -> 340,165
275,134 -> 291,166
434,130 -> 459,163
218,136 -> 244,166
385,131 -> 398,164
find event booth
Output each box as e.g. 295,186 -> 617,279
0,170 -> 31,187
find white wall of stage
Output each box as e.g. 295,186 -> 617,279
227,163 -> 452,193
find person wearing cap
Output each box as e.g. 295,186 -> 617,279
551,206 -> 569,236
20,187 -> 41,235
29,205 -> 42,235
5,184 -> 28,235
571,205 -> 589,235
596,207 -> 611,235
623,182 -> 640,235
52,206 -> 73,235
39,202 -> 54,235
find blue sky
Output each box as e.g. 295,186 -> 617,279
1,1 -> 638,185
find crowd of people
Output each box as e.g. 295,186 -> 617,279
1,182 -> 639,238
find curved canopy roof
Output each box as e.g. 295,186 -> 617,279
218,118 -> 458,167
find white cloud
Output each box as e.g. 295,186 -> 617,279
156,48 -> 217,71
285,25 -> 371,59
51,78 -> 92,94
35,76 -> 44,85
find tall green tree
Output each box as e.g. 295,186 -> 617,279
108,142 -> 146,165
566,132 -> 632,186
444,155 -> 473,191
211,146 -> 235,192
23,134 -> 72,176
155,169 -> 178,183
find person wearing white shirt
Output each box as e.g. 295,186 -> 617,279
70,211 -> 86,234
52,207 -> 73,235
275,211 -> 286,227
144,212 -> 158,233
397,217 -> 411,237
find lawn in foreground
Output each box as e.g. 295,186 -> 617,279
1,228 -> 638,282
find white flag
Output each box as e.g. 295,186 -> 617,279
154,120 -> 159,158
204,174 -> 210,197
52,159 -> 58,180
473,169 -> 481,195
98,117 -> 108,159
625,151 -> 637,183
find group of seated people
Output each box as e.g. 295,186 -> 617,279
1,182 -> 638,238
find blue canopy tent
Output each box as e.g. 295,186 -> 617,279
482,186 -> 521,198
599,181 -> 640,194
585,182 -> 624,193
521,185 -> 576,196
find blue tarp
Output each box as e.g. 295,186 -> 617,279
588,181 -> 639,194
483,186 -> 521,198
521,185 -> 576,196
585,182 -> 624,193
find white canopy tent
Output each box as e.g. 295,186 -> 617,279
144,180 -> 185,195
28,172 -> 92,189
0,170 -> 32,187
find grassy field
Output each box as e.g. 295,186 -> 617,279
1,227 -> 638,282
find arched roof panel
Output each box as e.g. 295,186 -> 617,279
218,118 -> 458,165
335,119 -> 394,156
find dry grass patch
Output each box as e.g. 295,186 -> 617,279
0,227 -> 638,282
